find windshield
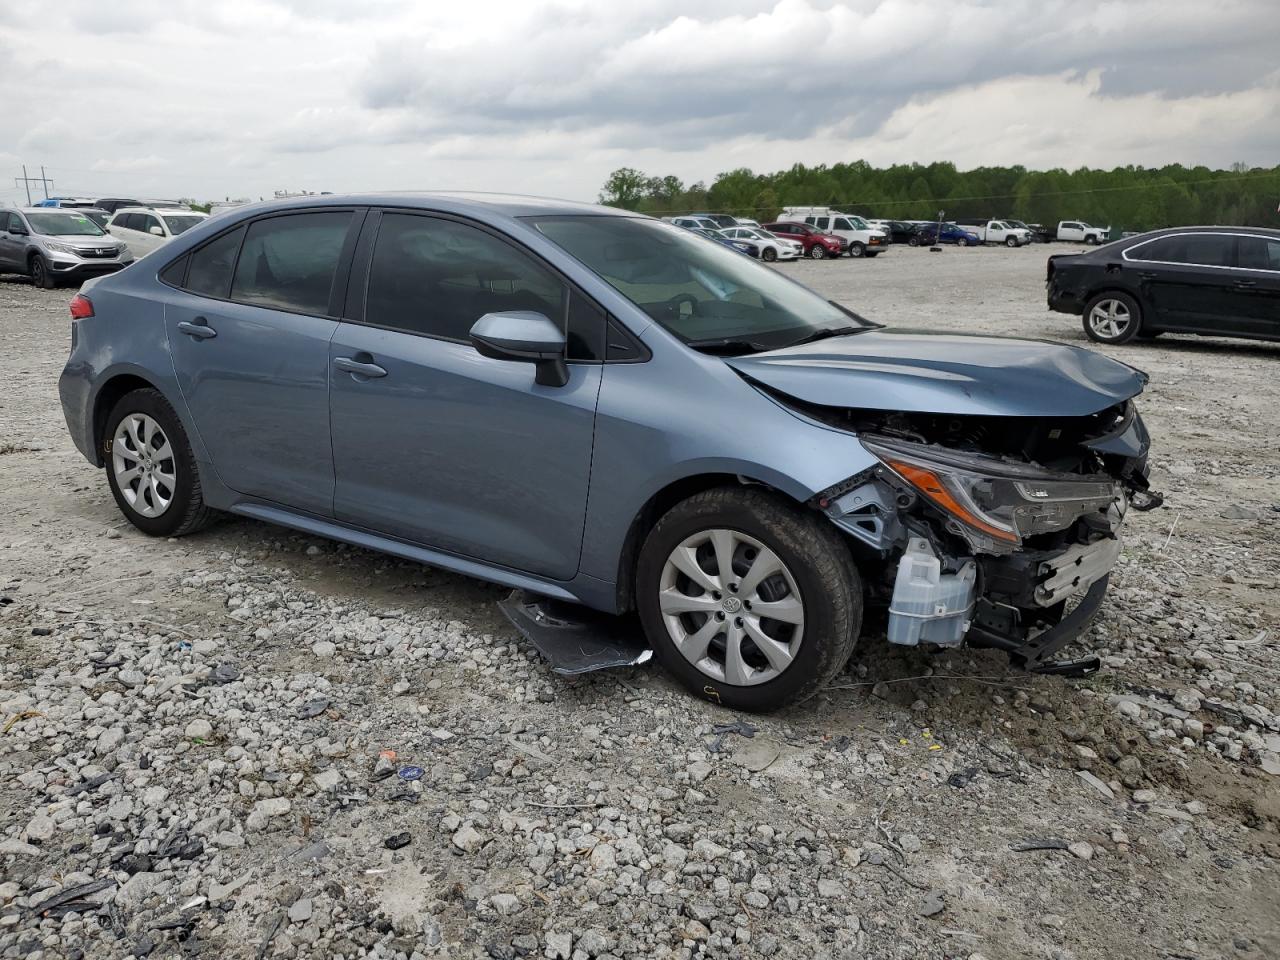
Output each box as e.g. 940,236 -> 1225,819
25,212 -> 106,237
162,215 -> 204,236
845,215 -> 869,229
530,215 -> 864,348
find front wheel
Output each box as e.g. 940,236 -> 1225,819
847,242 -> 865,258
762,247 -> 777,262
1082,292 -> 1142,344
907,236 -> 920,247
1005,236 -> 1019,247
636,488 -> 862,712
104,388 -> 217,537
1085,235 -> 1098,245
30,255 -> 55,289
808,245 -> 826,260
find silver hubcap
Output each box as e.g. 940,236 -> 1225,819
1088,299 -> 1131,339
112,413 -> 176,518
659,528 -> 804,687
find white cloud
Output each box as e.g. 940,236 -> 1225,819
0,0 -> 1276,207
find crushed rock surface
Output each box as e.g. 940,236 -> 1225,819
1,250 -> 1278,959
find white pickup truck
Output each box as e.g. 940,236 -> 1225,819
956,219 -> 1032,247
1056,220 -> 1110,245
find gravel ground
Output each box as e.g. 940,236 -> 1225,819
1,246 -> 1278,960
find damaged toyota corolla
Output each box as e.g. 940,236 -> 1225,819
58,194 -> 1158,712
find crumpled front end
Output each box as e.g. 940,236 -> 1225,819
812,400 -> 1158,673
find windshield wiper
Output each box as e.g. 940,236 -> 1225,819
782,325 -> 864,348
686,338 -> 776,355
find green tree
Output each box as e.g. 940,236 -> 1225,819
598,168 -> 650,210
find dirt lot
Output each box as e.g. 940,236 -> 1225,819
1,246 -> 1278,960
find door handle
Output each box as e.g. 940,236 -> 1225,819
1233,279 -> 1257,288
334,356 -> 388,379
177,319 -> 217,340
1138,271 -> 1158,280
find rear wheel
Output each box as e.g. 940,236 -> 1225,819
808,245 -> 826,260
636,487 -> 861,712
104,388 -> 217,537
762,247 -> 777,262
1082,292 -> 1142,344
907,236 -> 920,247
29,254 -> 55,289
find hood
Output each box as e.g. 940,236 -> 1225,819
726,329 -> 1146,417
50,234 -> 118,250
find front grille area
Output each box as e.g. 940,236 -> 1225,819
77,247 -> 119,259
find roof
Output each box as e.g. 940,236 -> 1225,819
111,206 -> 206,216
221,191 -> 630,220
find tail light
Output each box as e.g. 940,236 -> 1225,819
69,294 -> 94,320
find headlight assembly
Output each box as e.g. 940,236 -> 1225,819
44,240 -> 79,256
861,436 -> 1122,553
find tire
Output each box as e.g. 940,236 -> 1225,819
762,247 -> 777,262
847,242 -> 865,258
1085,235 -> 1098,245
1005,236 -> 1018,247
907,236 -> 920,247
30,254 -> 55,289
808,245 -> 826,260
1082,291 -> 1142,345
104,388 -> 217,537
636,487 -> 862,712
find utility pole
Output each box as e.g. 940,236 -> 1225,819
14,165 -> 55,205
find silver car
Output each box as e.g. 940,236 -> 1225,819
0,207 -> 133,288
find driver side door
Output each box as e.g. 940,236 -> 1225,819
328,211 -> 604,581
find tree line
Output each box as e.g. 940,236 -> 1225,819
598,161 -> 1280,231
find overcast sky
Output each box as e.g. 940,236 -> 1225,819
2,0 -> 1277,206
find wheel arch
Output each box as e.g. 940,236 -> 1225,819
614,470 -> 810,614
90,372 -> 169,466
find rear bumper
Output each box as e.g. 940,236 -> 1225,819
1047,281 -> 1085,315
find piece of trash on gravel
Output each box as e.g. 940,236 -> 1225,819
947,766 -> 980,789
209,663 -> 240,684
384,832 -> 411,850
397,765 -> 424,781
1076,770 -> 1116,799
298,698 -> 330,719
712,720 -> 758,738
1012,838 -> 1071,852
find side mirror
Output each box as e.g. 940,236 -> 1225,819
149,225 -> 164,236
10,224 -> 29,236
469,311 -> 568,388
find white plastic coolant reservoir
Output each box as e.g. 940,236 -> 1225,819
887,538 -> 977,647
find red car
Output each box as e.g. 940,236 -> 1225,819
763,222 -> 845,260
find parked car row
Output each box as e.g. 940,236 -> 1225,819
0,199 -> 208,287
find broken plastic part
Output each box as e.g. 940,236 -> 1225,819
498,590 -> 653,675
887,537 -> 976,647
824,480 -> 906,551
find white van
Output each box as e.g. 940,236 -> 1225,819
778,207 -> 888,258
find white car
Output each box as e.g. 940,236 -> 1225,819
719,226 -> 803,262
106,207 -> 208,258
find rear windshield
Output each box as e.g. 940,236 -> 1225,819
26,212 -> 106,237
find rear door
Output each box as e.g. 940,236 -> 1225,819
327,210 -> 603,581
1233,233 -> 1280,338
1128,233 -> 1237,332
165,209 -> 362,515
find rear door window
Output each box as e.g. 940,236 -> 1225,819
230,212 -> 352,315
1132,234 -> 1232,267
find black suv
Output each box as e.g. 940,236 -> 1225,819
1047,226 -> 1280,344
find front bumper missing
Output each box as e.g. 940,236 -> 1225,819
883,533 -> 1120,676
